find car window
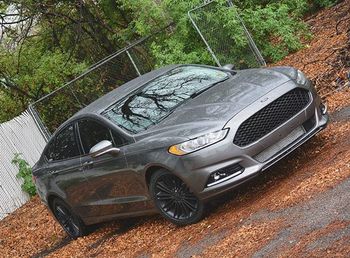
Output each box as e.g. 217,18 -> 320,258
44,139 -> 56,161
45,124 -> 80,161
110,130 -> 126,147
102,66 -> 229,134
78,119 -> 125,154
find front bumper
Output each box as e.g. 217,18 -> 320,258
173,84 -> 328,200
199,114 -> 327,200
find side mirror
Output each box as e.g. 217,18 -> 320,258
223,64 -> 236,70
89,140 -> 120,158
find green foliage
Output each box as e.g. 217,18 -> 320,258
241,2 -> 308,62
119,0 -> 210,66
1,42 -> 86,95
0,39 -> 87,124
0,91 -> 22,122
313,0 -> 338,8
12,154 -> 36,197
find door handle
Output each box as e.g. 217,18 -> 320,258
82,161 -> 94,170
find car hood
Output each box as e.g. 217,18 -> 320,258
135,67 -> 295,141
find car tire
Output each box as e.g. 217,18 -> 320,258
51,198 -> 87,239
150,169 -> 204,226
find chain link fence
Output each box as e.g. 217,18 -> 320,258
188,0 -> 265,69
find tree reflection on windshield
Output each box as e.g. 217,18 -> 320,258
102,66 -> 229,133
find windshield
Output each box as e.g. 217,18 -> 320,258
102,66 -> 229,134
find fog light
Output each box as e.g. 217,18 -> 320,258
320,103 -> 327,115
206,164 -> 244,187
213,172 -> 226,181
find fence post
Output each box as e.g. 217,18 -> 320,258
126,50 -> 142,76
27,105 -> 51,142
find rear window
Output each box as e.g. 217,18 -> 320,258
45,124 -> 80,161
102,66 -> 229,134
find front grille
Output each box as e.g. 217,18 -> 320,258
233,88 -> 310,147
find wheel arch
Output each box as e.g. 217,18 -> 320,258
145,165 -> 168,189
143,160 -> 189,190
47,193 -> 68,211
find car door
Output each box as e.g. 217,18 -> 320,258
77,118 -> 148,218
44,123 -> 91,217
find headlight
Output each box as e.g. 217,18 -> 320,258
296,69 -> 307,85
168,129 -> 229,156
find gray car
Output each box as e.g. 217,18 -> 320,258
33,64 -> 328,238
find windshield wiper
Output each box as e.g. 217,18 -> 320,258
190,78 -> 229,99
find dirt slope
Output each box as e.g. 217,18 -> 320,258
0,1 -> 349,257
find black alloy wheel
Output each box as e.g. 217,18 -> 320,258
52,198 -> 87,239
150,169 -> 204,225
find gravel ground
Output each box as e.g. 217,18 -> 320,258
0,1 -> 349,257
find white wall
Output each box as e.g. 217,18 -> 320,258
0,110 -> 46,220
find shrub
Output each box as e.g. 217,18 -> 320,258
12,154 -> 36,197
